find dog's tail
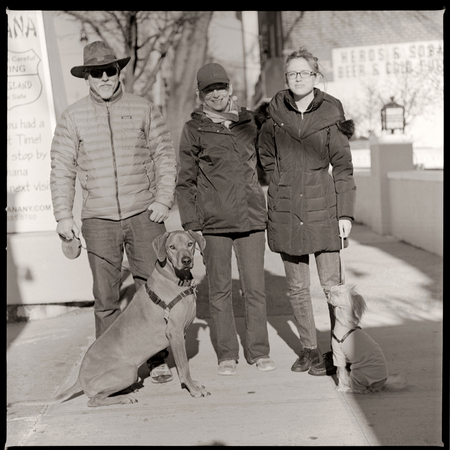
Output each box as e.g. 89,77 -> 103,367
365,373 -> 409,393
381,373 -> 409,391
7,380 -> 81,408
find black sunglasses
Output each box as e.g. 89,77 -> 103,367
88,66 -> 119,79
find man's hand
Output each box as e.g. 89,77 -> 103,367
148,202 -> 170,223
338,219 -> 352,239
56,218 -> 80,240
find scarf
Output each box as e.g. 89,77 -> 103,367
203,98 -> 239,129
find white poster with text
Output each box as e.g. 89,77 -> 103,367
7,10 -> 57,233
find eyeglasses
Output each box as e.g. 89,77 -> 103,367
286,70 -> 316,80
88,67 -> 119,79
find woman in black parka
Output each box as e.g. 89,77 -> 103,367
176,63 -> 275,376
258,48 -> 356,376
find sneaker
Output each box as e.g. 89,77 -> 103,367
148,362 -> 173,384
291,348 -> 321,372
256,357 -> 276,372
308,351 -> 337,376
218,360 -> 237,376
60,235 -> 82,259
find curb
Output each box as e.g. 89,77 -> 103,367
7,302 -> 94,323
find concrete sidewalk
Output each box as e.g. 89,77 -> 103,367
6,213 -> 444,446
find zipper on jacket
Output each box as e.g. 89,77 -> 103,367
106,101 -> 122,219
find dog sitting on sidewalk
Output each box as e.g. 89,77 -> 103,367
7,230 -> 210,408
328,284 -> 408,394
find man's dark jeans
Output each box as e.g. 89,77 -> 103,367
82,209 -> 166,338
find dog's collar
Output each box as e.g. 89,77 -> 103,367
332,326 -> 361,344
155,260 -> 194,287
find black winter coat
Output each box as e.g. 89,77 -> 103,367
258,88 -> 356,256
176,106 -> 267,234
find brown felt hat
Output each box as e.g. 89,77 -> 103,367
70,41 -> 131,78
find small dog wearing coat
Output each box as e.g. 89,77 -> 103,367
328,284 -> 408,394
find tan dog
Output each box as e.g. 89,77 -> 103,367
8,230 -> 209,408
328,284 -> 408,394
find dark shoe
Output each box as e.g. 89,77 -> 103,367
291,348 -> 321,372
308,351 -> 337,376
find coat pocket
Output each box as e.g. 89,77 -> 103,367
304,128 -> 330,168
77,168 -> 90,205
143,161 -> 155,191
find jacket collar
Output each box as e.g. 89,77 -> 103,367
283,87 -> 324,113
192,105 -> 251,126
268,88 -> 338,141
89,82 -> 123,106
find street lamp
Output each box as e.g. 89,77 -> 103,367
381,96 -> 405,134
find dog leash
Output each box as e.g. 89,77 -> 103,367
339,236 -> 346,285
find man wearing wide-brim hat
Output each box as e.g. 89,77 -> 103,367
50,41 -> 177,383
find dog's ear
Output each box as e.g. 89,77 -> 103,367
348,285 -> 367,321
187,230 -> 206,255
152,232 -> 170,262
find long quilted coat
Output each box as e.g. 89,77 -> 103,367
50,84 -> 177,221
258,88 -> 356,256
176,106 -> 267,234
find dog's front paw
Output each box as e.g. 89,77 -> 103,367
336,385 -> 352,393
184,381 -> 210,397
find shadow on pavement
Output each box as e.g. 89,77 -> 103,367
186,224 -> 444,446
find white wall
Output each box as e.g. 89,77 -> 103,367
353,136 -> 443,257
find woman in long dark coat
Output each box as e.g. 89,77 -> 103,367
258,48 -> 356,376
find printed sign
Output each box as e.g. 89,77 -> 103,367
332,41 -> 443,80
7,10 -> 57,233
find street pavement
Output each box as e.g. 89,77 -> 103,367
6,205 -> 444,447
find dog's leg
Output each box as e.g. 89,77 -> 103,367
83,364 -> 139,407
87,391 -> 138,407
166,324 -> 209,398
336,367 -> 353,392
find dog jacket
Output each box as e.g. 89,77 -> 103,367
332,328 -> 388,386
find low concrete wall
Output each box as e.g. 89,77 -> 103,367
7,231 -> 94,306
387,170 -> 443,256
353,135 -> 443,257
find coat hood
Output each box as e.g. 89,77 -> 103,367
268,88 -> 354,140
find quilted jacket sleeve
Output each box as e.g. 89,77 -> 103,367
50,109 -> 78,222
176,123 -> 202,231
257,119 -> 276,183
328,121 -> 356,220
147,106 -> 177,209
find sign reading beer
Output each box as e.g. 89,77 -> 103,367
7,10 -> 57,233
332,41 -> 443,80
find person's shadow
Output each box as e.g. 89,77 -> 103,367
192,270 -> 307,363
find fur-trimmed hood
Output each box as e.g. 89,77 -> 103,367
254,94 -> 354,139
267,88 -> 355,141
337,119 -> 355,139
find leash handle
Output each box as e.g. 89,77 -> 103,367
339,237 -> 346,285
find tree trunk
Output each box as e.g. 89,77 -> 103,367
165,12 -> 213,154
